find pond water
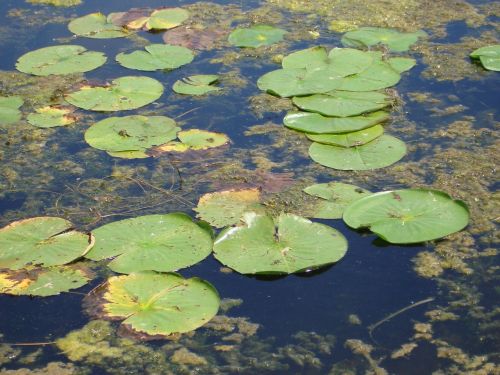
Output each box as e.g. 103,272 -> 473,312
0,0 -> 498,374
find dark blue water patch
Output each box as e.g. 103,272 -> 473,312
0,191 -> 27,214
432,21 -> 470,44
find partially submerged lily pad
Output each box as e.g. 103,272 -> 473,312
27,106 -> 76,128
213,212 -> 348,274
16,45 -> 106,76
0,96 -> 23,125
163,26 -> 227,51
85,213 -> 213,274
86,272 -> 219,338
68,13 -> 130,39
0,217 -> 93,270
228,25 -> 287,48
470,45 -> 500,71
341,27 -> 426,52
65,76 -> 163,111
116,44 -> 194,71
343,189 -> 470,243
155,129 -> 229,153
173,75 -> 220,95
306,124 -> 384,147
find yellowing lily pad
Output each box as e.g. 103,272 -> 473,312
145,8 -> 189,30
27,106 -> 76,128
228,25 -> 287,48
116,44 -> 194,71
68,13 -> 130,39
0,96 -> 23,125
156,129 -> 229,153
173,75 -> 220,96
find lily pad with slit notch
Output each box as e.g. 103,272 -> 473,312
305,124 -> 384,147
0,96 -> 23,125
337,60 -> 401,91
341,27 -> 426,52
228,25 -> 287,48
173,75 -> 221,95
155,129 -> 229,153
116,44 -> 194,71
68,13 -> 130,39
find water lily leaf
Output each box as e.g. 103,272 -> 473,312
66,76 -> 164,111
107,150 -> 150,159
342,27 -> 426,52
338,61 -> 401,91
27,106 -> 76,128
309,134 -> 406,170
323,47 -> 377,76
16,45 -> 106,76
156,129 -> 229,153
85,213 -> 213,274
228,25 -> 287,48
306,124 -> 384,147
68,13 -> 130,39
213,212 -> 348,275
388,57 -> 417,73
343,189 -> 470,243
194,188 -> 264,228
0,96 -> 23,125
0,265 -> 91,297
0,217 -> 93,270
145,8 -> 189,30
116,44 -> 194,71
86,272 -> 219,338
281,46 -> 329,69
163,26 -> 227,51
284,110 -> 389,134
293,91 -> 390,117
470,45 -> 500,71
173,75 -> 220,95
85,115 -> 179,153
28,0 -> 81,6
303,182 -> 371,219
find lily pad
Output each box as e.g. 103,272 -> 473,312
338,61 -> 401,91
173,75 -> 220,96
65,76 -> 164,111
388,57 -> 417,73
68,13 -> 130,39
16,45 -> 106,76
155,129 -> 229,153
0,265 -> 91,297
324,48 -> 379,76
281,46 -> 329,69
470,45 -> 500,71
284,110 -> 389,134
343,189 -> 470,243
303,182 -> 371,219
228,25 -> 287,48
342,27 -> 426,52
107,150 -> 150,159
85,115 -> 179,153
309,134 -> 406,170
0,217 -> 93,270
306,124 -> 384,147
214,212 -> 347,274
27,106 -> 76,128
194,188 -> 264,228
85,213 -> 213,274
0,96 -> 23,125
116,44 -> 194,71
163,26 -> 227,51
145,8 -> 189,30
293,91 -> 390,117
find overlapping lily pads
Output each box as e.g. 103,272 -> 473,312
228,25 -> 287,48
116,44 -> 194,71
173,75 -> 221,95
27,106 -> 76,128
213,212 -> 348,274
0,96 -> 23,125
341,27 -> 426,52
154,129 -> 229,153
116,8 -> 189,30
306,124 -> 384,147
470,45 -> 500,71
337,61 -> 402,91
343,189 -> 470,243
69,13 -> 130,39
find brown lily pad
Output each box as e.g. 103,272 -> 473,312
163,26 -> 227,50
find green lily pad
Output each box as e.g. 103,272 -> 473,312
388,57 -> 417,73
293,91 -> 390,117
342,27 -> 426,52
85,213 -> 213,274
194,188 -> 264,228
0,96 -> 23,125
309,134 -> 406,170
107,150 -> 150,159
68,13 -> 130,39
0,217 -> 94,270
87,272 -> 219,337
146,8 -> 189,30
173,75 -> 221,95
323,47 -> 378,77
65,76 -> 164,111
303,182 -> 371,219
338,61 -> 401,91
281,46 -> 329,69
343,189 -> 470,243
155,129 -> 229,153
284,110 -> 389,134
16,45 -> 106,76
85,115 -> 179,153
116,44 -> 194,71
470,45 -> 500,71
306,124 -> 384,147
213,212 -> 348,274
0,265 -> 91,297
228,25 -> 287,48
27,106 -> 76,128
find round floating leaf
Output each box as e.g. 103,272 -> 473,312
309,134 -> 406,170
388,57 -> 417,73
85,213 -> 213,274
163,26 -> 227,51
173,75 -> 220,95
325,47 -> 377,76
228,25 -> 287,48
338,61 -> 401,91
66,76 -> 164,111
85,115 -> 179,153
306,124 -> 384,147
342,27 -> 426,52
27,106 -> 76,128
281,46 -> 328,69
0,217 -> 93,270
303,182 -> 371,219
156,129 -> 229,153
343,189 -> 470,243
88,272 -> 219,337
470,45 -> 500,71
0,265 -> 91,297
194,188 -> 264,228
284,110 -> 389,134
0,96 -> 23,125
213,212 -> 348,274
16,45 -> 106,76
146,8 -> 189,30
293,91 -> 390,117
68,13 -> 130,39
116,44 -> 194,71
